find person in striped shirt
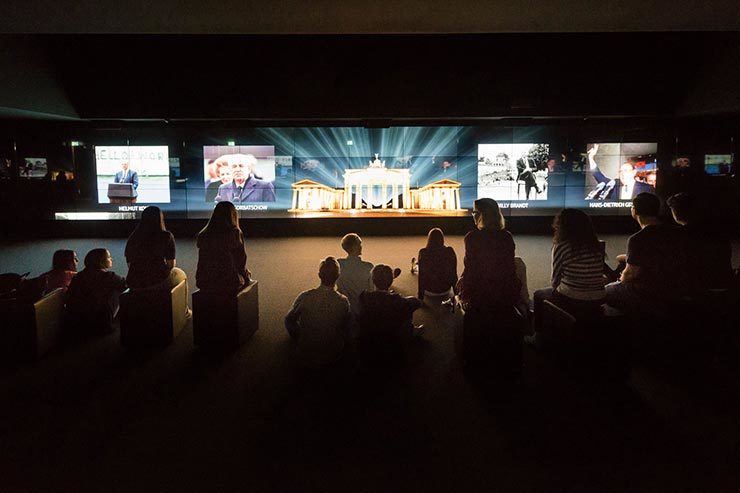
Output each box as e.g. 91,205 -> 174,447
532,209 -> 607,334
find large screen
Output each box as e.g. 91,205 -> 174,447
53,128 -> 665,220
571,142 -> 658,213
95,146 -> 170,204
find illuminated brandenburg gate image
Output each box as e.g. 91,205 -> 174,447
290,154 -> 464,215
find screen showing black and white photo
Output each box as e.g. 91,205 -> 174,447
477,143 -> 550,202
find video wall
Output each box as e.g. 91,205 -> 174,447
3,124 -> 733,220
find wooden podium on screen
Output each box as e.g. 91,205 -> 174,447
107,183 -> 137,204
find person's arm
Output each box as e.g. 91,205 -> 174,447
234,231 -> 249,281
164,233 -> 176,270
621,235 -> 642,283
417,249 -> 425,299
449,248 -> 459,294
588,144 -> 611,184
108,272 -> 128,293
551,243 -> 563,288
132,171 -> 139,190
620,263 -> 640,283
459,234 -> 473,302
284,291 -> 306,339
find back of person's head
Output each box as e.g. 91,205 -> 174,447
553,209 -> 599,247
52,249 -> 77,271
84,248 -> 110,270
426,228 -> 445,249
371,264 -> 394,291
318,256 -> 341,286
473,198 -> 505,230
341,233 -> 362,255
132,206 -> 165,238
632,192 -> 660,217
666,193 -> 693,224
199,201 -> 240,238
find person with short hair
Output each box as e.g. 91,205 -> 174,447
605,193 -> 687,313
337,233 -> 374,317
65,248 -> 127,334
125,206 -> 187,290
357,264 -> 423,360
667,192 -> 733,292
417,228 -> 457,301
215,154 -> 276,203
196,201 -> 250,295
285,256 -> 351,368
43,249 -> 78,293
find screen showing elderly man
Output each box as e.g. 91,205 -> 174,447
215,154 -> 276,203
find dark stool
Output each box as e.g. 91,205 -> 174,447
120,279 -> 188,348
455,299 -> 524,376
192,281 -> 259,347
0,288 -> 65,363
543,300 -> 630,380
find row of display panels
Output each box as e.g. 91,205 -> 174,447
1,126 -> 734,219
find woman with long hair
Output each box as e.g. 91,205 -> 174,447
124,206 -> 187,290
196,201 -> 250,294
458,198 -> 520,309
456,198 -> 522,369
44,249 -> 78,293
532,208 -> 606,334
417,228 -> 457,300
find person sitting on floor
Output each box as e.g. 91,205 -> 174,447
532,209 -> 607,337
196,201 -> 250,295
667,192 -> 733,293
605,192 -> 687,315
417,228 -> 458,302
357,264 -> 423,361
336,233 -> 374,317
65,248 -> 127,334
43,249 -> 78,293
285,256 -> 351,368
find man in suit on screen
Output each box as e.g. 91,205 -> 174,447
215,154 -> 276,203
113,161 -> 139,190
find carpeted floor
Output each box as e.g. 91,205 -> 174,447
1,235 -> 739,492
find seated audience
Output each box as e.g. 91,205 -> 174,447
358,264 -> 423,360
533,209 -> 607,334
43,249 -> 78,293
65,248 -> 127,333
125,206 -> 187,290
285,256 -> 351,368
458,198 -> 521,311
336,233 -> 374,317
605,193 -> 687,314
417,228 -> 457,301
667,192 -> 733,292
196,201 -> 250,294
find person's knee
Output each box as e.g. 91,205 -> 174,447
169,267 -> 187,287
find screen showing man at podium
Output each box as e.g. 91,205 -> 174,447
96,146 -> 170,204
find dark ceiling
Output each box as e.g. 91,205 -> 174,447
0,0 -> 739,122
2,0 -> 740,34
